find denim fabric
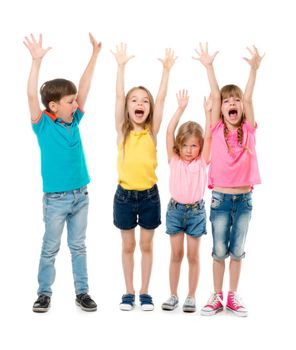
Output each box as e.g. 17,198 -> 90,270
37,186 -> 89,296
210,191 -> 252,260
166,199 -> 207,238
113,184 -> 161,230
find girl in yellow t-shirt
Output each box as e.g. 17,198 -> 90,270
111,43 -> 176,311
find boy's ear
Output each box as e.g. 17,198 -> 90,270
48,101 -> 58,113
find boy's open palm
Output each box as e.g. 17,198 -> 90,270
23,34 -> 51,60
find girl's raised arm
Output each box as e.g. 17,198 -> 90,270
153,48 -> 177,136
243,45 -> 264,127
166,90 -> 189,162
202,95 -> 212,164
193,43 -> 220,127
111,43 -> 134,139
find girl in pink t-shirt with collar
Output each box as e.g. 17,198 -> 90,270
161,90 -> 211,313
194,43 -> 264,317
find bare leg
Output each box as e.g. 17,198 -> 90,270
229,258 -> 242,292
213,259 -> 225,293
139,228 -> 154,294
121,229 -> 136,294
169,233 -> 184,296
186,235 -> 201,297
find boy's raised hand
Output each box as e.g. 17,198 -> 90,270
89,32 -> 102,54
158,48 -> 177,70
111,43 -> 135,66
23,34 -> 51,60
193,42 -> 218,67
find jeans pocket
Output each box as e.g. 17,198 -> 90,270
45,192 -> 66,200
211,197 -> 222,209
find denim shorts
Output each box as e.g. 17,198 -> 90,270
113,184 -> 161,230
210,191 -> 253,261
166,198 -> 207,238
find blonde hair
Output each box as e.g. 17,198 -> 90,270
221,84 -> 246,152
122,86 -> 155,148
174,121 -> 204,157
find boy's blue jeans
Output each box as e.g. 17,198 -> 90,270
37,186 -> 89,296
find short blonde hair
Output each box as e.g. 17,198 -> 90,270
174,121 -> 204,156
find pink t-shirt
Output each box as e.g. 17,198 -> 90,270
169,155 -> 207,204
208,120 -> 261,189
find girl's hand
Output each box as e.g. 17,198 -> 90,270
111,42 -> 135,66
203,94 -> 213,113
243,45 -> 265,70
193,42 -> 218,67
89,32 -> 102,54
158,48 -> 177,70
176,89 -> 189,109
23,34 -> 51,60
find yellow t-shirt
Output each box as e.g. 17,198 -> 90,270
117,128 -> 157,190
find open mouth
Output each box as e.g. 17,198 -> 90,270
229,109 -> 238,118
135,109 -> 144,118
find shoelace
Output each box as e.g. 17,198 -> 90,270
167,295 -> 178,304
229,293 -> 245,308
207,293 -> 223,307
79,293 -> 91,301
184,297 -> 195,306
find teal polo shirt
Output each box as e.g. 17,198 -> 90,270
32,108 -> 90,193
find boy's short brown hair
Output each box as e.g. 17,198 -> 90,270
40,78 -> 77,112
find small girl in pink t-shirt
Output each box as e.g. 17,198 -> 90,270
161,90 -> 211,313
194,43 -> 264,317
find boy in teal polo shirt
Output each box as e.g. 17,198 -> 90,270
24,33 -> 101,312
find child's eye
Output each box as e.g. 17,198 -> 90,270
223,99 -> 228,103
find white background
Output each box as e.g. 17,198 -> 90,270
1,0 -> 295,349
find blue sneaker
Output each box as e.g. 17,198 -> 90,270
140,294 -> 154,311
120,294 -> 135,311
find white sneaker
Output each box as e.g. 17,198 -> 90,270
161,295 -> 179,311
182,296 -> 196,313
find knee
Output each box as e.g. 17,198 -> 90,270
171,250 -> 184,263
139,241 -> 153,254
187,252 -> 199,265
212,242 -> 229,260
122,240 -> 136,254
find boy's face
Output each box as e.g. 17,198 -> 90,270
50,94 -> 78,123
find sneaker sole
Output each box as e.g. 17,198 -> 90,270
162,304 -> 178,311
141,304 -> 154,311
75,301 -> 97,312
200,307 -> 223,316
183,306 -> 196,313
32,306 -> 50,313
119,303 -> 134,311
226,306 -> 248,317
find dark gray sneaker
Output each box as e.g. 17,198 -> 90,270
76,293 -> 97,312
161,295 -> 179,311
32,294 -> 51,313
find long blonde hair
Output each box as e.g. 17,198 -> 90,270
174,121 -> 204,157
221,84 -> 246,152
122,86 -> 155,148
